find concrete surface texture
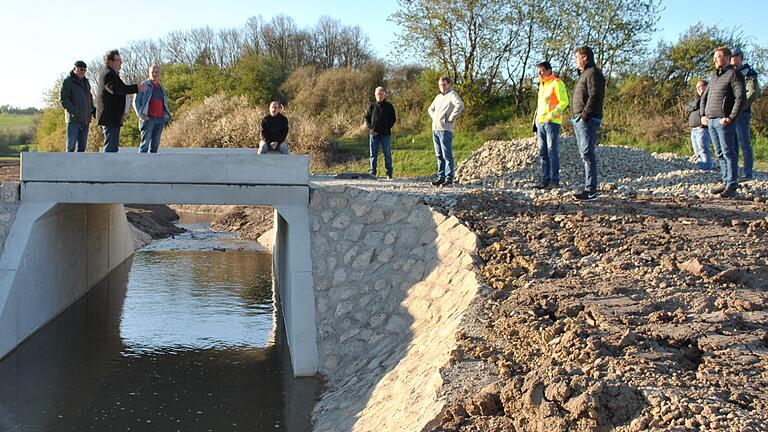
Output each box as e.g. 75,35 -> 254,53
0,203 -> 134,360
308,185 -> 482,431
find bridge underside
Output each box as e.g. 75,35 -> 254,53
0,151 -> 317,376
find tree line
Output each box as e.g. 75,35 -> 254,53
35,3 -> 767,157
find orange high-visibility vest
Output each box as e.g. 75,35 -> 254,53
536,75 -> 569,125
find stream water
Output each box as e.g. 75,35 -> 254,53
0,213 -> 318,432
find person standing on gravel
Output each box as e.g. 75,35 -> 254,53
701,46 -> 746,198
684,80 -> 713,171
533,61 -> 569,189
730,48 -> 761,181
96,49 -> 146,152
60,60 -> 94,152
571,46 -> 605,201
258,101 -> 291,154
428,76 -> 464,186
364,86 -> 397,179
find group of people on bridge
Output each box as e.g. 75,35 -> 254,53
60,45 -> 759,201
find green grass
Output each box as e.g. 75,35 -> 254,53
329,130 -> 488,177
0,113 -> 36,133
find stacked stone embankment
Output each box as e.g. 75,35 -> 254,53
308,184 -> 484,432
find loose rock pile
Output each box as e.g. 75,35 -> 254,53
455,138 -> 768,200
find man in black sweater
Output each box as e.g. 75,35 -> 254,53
95,49 -> 146,152
571,46 -> 605,201
701,46 -> 746,197
258,101 -> 290,154
364,86 -> 396,179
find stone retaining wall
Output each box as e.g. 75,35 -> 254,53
0,182 -> 20,256
309,184 -> 482,431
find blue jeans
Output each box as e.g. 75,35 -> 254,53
690,127 -> 713,170
139,118 -> 165,153
733,110 -> 753,178
369,134 -> 393,176
572,116 -> 601,193
432,130 -> 454,180
708,118 -> 738,188
101,126 -> 121,153
536,122 -> 561,183
66,122 -> 89,152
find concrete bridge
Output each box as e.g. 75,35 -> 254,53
0,150 -> 318,376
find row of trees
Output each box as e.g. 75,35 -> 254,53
35,3 -> 767,157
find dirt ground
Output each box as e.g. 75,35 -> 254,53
430,190 -> 768,431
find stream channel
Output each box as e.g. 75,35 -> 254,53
0,211 -> 319,432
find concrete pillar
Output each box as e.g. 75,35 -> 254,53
274,205 -> 318,376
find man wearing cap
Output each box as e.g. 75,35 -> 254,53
95,49 -> 146,152
60,61 -> 94,152
730,48 -> 761,180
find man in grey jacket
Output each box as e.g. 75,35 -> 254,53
60,60 -> 94,152
701,46 -> 746,197
428,76 -> 464,186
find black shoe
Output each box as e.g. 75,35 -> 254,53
573,191 -> 598,201
431,178 -> 445,186
710,184 -> 727,195
533,181 -> 549,190
386,174 -> 393,180
720,186 -> 737,198
441,179 -> 454,187
548,181 -> 560,189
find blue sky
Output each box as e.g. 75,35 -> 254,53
1,0 -> 766,108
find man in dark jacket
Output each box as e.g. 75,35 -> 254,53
730,48 -> 761,180
684,80 -> 713,170
701,46 -> 746,197
571,46 -> 605,201
258,101 -> 290,154
364,86 -> 397,179
60,60 -> 94,152
95,49 -> 145,152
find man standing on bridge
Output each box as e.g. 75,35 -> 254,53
60,60 -> 94,152
96,49 -> 146,153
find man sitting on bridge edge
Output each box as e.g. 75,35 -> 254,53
258,101 -> 291,154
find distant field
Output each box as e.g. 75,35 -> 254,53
0,113 -> 37,133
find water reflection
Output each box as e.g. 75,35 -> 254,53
0,219 -> 317,432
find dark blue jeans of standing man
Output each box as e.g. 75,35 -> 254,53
101,126 -> 121,153
536,122 -> 561,183
708,118 -> 738,189
733,110 -> 753,179
369,134 -> 393,176
432,130 -> 454,181
572,116 -> 601,193
66,122 -> 88,152
139,118 -> 165,153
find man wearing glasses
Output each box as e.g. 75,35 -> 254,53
60,61 -> 94,152
95,49 -> 146,152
